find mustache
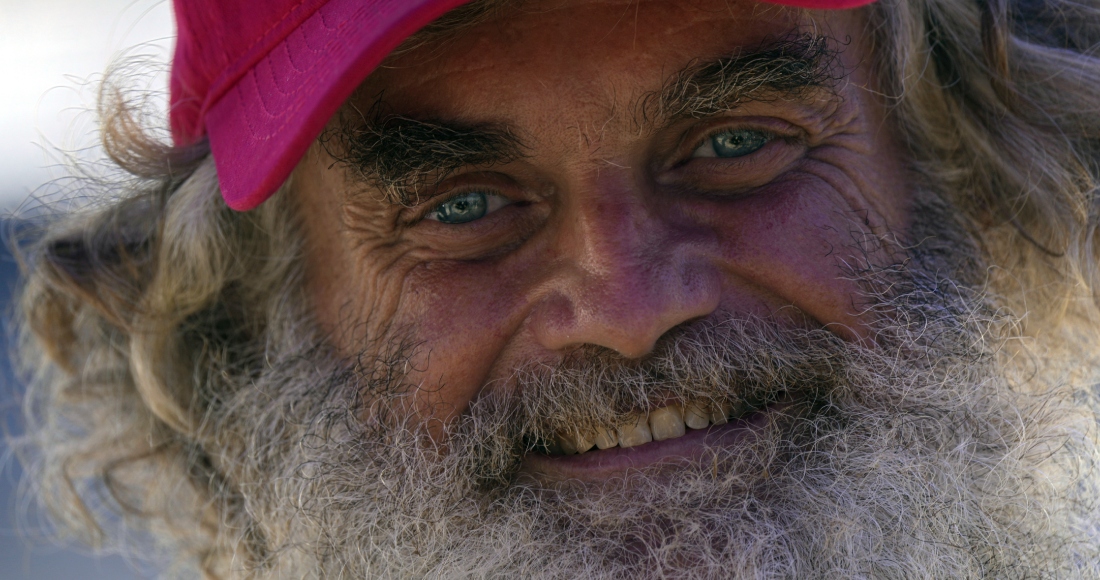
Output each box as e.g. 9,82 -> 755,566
302,261 -> 990,493
508,317 -> 848,441
233,263 -> 1100,578
439,305 -> 982,488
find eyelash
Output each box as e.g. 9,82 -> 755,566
410,121 -> 792,222
688,125 -> 775,158
417,186 -> 513,223
693,112 -> 803,145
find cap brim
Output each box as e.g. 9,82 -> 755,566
207,0 -> 471,210
206,0 -> 876,211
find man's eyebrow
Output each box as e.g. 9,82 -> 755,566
324,35 -> 837,206
321,109 -> 525,207
639,34 -> 842,123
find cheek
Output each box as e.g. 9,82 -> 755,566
692,174 -> 877,339
389,258 -> 532,419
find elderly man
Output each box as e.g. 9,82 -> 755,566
17,0 -> 1100,577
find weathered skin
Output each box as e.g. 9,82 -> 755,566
292,0 -> 910,474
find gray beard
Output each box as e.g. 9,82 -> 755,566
206,240 -> 1100,578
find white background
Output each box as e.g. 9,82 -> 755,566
0,0 -> 174,212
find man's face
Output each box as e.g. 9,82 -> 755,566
218,1 -> 1100,575
294,0 -> 908,477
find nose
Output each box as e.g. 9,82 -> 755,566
529,176 -> 721,359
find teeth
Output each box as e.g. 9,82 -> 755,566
617,414 -> 653,448
552,400 -> 742,454
649,405 -> 686,441
576,432 -> 594,453
593,426 -> 618,449
558,431 -> 594,455
683,401 -> 710,430
710,402 -> 732,426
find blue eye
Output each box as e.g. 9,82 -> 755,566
427,191 -> 511,224
692,129 -> 770,159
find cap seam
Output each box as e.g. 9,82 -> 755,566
194,0 -> 318,139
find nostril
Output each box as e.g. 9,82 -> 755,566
528,261 -> 721,359
530,288 -> 667,358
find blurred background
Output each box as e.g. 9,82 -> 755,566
0,0 -> 174,577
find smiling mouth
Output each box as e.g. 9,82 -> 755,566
522,395 -> 787,480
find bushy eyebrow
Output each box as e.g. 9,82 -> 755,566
638,33 -> 842,123
321,110 -> 526,206
324,34 -> 839,207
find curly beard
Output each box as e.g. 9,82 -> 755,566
204,230 -> 1100,579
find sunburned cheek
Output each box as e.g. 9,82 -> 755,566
393,259 -> 528,420
701,180 -> 876,340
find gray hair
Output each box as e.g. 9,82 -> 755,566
12,0 -> 1100,575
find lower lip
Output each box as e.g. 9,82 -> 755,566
520,404 -> 782,481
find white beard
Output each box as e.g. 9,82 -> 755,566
203,245 -> 1100,579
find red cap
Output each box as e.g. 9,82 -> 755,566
169,0 -> 877,211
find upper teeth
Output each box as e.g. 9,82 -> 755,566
617,414 -> 652,448
648,405 -> 685,441
555,401 -> 735,455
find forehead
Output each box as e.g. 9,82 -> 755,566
357,0 -> 821,122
